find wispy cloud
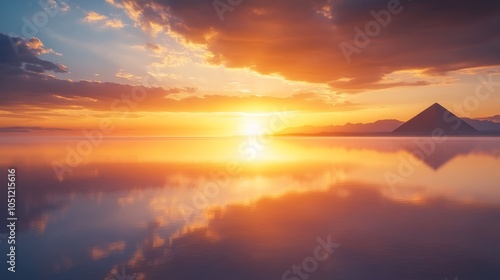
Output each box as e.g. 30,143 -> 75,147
83,11 -> 125,29
0,71 -> 357,113
144,42 -> 161,53
84,11 -> 107,22
115,69 -> 140,81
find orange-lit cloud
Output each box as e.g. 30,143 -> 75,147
0,33 -> 355,118
84,11 -> 125,29
84,11 -> 107,22
115,69 -> 141,81
90,241 -> 126,260
0,73 -> 356,113
104,18 -> 125,28
107,0 -> 500,92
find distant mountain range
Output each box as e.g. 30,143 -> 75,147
279,119 -> 403,135
462,118 -> 500,132
476,115 -> 500,123
279,103 -> 500,136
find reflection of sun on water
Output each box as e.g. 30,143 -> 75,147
238,116 -> 285,161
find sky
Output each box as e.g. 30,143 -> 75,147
0,0 -> 500,136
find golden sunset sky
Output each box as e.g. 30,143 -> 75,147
1,0 -> 499,136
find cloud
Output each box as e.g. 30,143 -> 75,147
0,126 -> 71,133
0,34 -> 352,116
107,0 -> 500,91
104,18 -> 125,28
115,69 -> 141,81
84,11 -> 107,22
83,11 -> 125,29
59,1 -> 70,12
0,33 -> 68,75
0,72 -> 355,113
145,42 -> 161,52
24,37 -> 61,56
46,0 -> 70,13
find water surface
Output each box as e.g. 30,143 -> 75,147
1,137 -> 499,280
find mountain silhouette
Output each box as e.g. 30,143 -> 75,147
393,103 -> 478,134
276,103 -> 499,136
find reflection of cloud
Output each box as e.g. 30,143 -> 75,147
29,214 -> 49,234
91,241 -> 126,260
3,137 -> 500,240
2,137 -> 500,279
122,184 -> 500,280
52,256 -> 73,273
91,248 -> 107,260
121,221 -> 175,280
7,192 -> 68,236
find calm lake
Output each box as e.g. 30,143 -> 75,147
1,137 -> 500,280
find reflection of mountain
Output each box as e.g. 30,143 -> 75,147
1,138 -> 499,238
400,139 -> 478,170
286,137 -> 500,170
394,103 -> 477,134
1,139 -> 500,279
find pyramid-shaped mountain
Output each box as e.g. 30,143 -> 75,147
393,103 -> 478,134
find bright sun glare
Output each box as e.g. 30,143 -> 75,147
241,120 -> 263,136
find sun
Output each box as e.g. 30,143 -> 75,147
241,120 -> 263,136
